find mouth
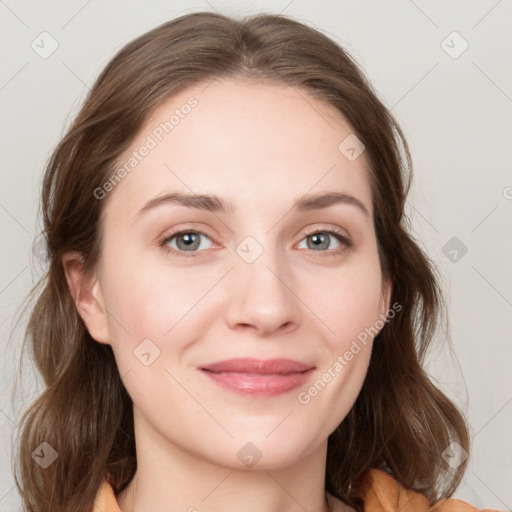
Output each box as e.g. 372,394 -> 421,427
199,358 -> 315,397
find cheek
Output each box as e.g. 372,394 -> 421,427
309,257 -> 385,348
100,248 -> 225,358
293,261 -> 383,434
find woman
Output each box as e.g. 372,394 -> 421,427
13,11 -> 497,512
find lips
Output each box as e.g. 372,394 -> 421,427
200,358 -> 315,396
201,357 -> 314,374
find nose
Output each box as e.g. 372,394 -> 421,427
224,247 -> 301,337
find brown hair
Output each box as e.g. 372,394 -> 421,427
12,11 -> 470,512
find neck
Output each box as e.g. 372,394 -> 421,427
116,408 -> 334,512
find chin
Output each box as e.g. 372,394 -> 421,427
204,431 -> 320,471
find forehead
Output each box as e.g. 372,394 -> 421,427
105,77 -> 373,221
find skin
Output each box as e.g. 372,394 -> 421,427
64,77 -> 391,512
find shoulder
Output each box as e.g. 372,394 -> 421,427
328,468 -> 499,512
93,480 -> 122,512
93,471 -> 499,512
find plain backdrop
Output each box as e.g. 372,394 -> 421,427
1,1 -> 511,510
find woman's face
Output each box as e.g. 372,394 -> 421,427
79,78 -> 390,470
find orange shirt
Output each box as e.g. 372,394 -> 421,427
92,467 -> 500,511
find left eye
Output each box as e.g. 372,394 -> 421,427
297,230 -> 349,252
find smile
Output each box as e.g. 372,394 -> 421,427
199,358 -> 315,397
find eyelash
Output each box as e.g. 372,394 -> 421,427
158,227 -> 353,259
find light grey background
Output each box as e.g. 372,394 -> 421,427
1,1 -> 511,510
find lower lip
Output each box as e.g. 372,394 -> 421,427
201,369 -> 315,397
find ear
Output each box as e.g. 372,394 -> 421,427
62,252 -> 111,345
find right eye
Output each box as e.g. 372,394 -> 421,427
159,230 -> 216,257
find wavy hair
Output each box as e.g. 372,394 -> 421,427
12,11 -> 470,512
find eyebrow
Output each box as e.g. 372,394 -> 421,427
134,191 -> 370,220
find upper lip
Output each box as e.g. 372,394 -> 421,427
200,358 -> 314,375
